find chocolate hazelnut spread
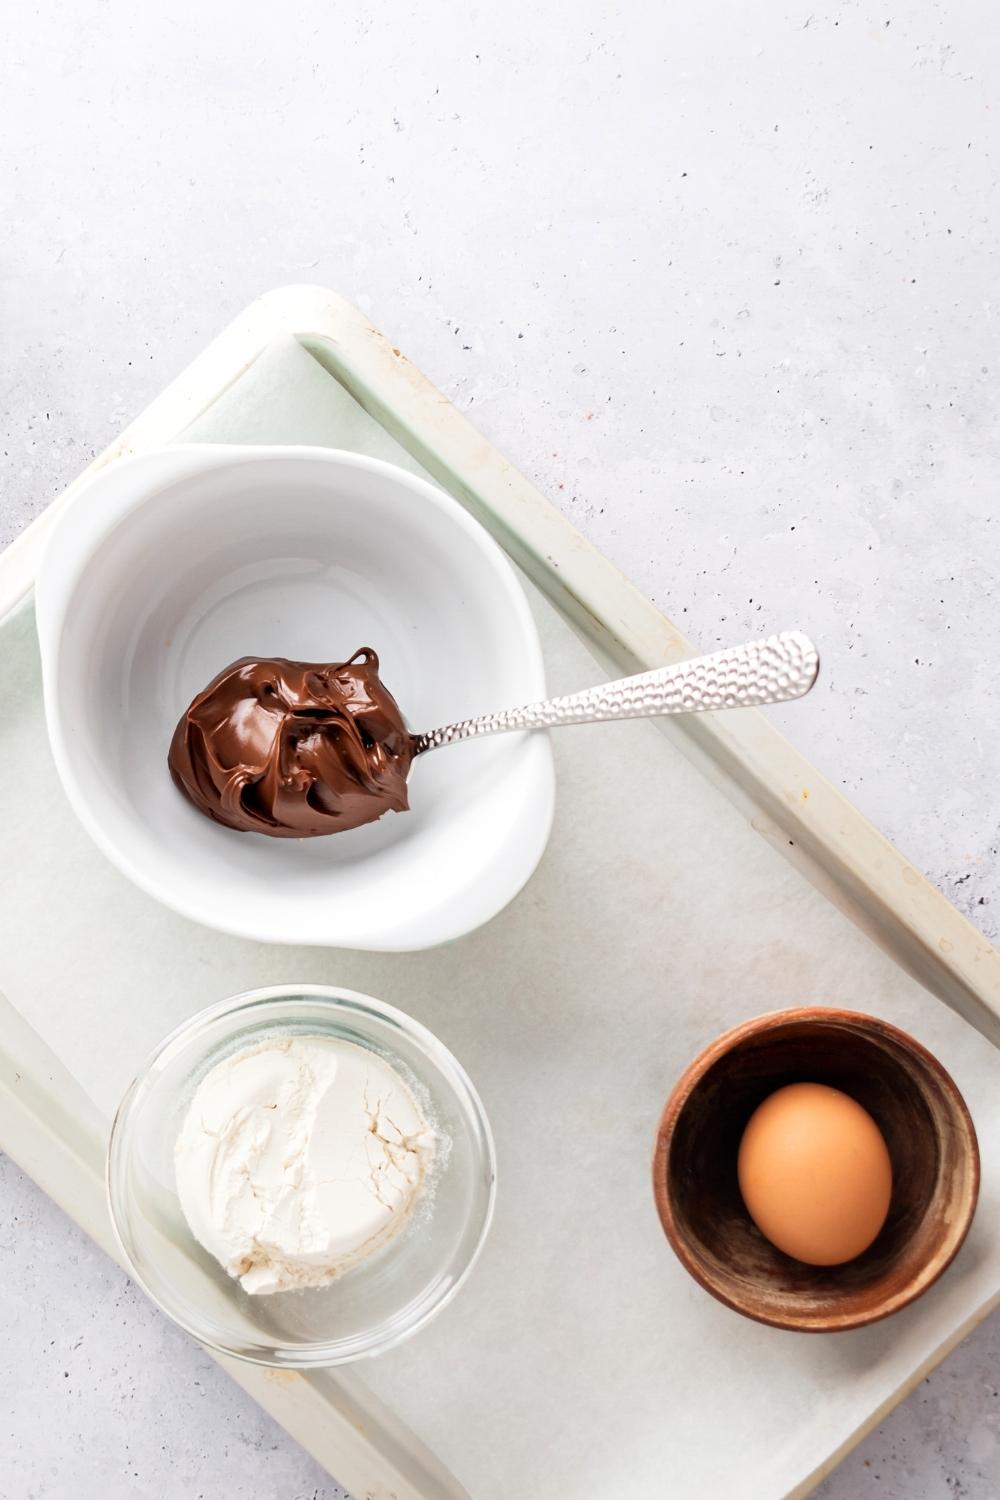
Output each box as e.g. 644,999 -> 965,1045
168,649 -> 413,837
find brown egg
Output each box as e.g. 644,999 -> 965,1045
737,1082 -> 893,1266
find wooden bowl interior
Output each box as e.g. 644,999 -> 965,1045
656,1015 -> 978,1331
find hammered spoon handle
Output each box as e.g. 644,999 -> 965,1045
412,630 -> 819,755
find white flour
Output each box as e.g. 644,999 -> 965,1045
174,1034 -> 434,1294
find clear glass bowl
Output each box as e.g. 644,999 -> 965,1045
107,985 -> 496,1366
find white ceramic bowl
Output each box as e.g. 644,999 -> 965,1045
36,445 -> 554,949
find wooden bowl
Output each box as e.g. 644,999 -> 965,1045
652,1008 -> 980,1332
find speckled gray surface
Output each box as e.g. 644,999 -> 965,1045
2,1 -> 1000,1495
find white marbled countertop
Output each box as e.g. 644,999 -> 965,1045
2,1 -> 1000,1495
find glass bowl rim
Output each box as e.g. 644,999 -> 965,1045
106,982 -> 497,1366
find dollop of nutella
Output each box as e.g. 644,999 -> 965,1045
168,649 -> 412,838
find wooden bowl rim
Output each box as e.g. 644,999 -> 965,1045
652,1006 -> 981,1332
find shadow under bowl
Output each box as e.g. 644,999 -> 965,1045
652,1007 -> 980,1332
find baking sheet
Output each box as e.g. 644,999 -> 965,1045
1,331 -> 998,1499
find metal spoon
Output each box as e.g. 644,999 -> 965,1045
411,630 -> 818,756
